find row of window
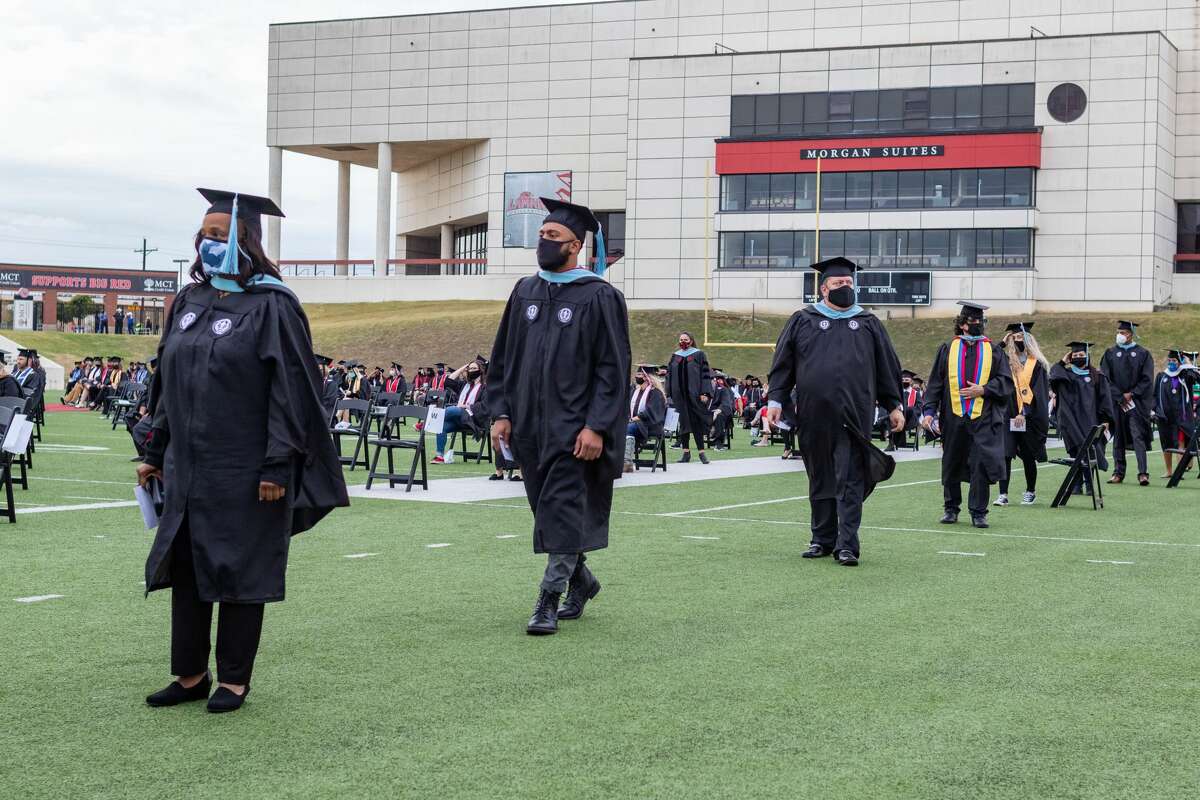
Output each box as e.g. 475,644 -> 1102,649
730,84 -> 1035,138
719,229 -> 1033,271
720,168 -> 1034,212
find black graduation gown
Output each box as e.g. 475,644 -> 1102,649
320,373 -> 341,418
666,349 -> 713,433
922,339 -> 1014,485
1005,357 -> 1049,462
1049,364 -> 1116,458
144,282 -> 349,603
709,386 -> 734,418
1100,344 -> 1154,451
1153,370 -> 1197,448
0,375 -> 22,398
629,385 -> 666,440
487,273 -> 631,554
767,306 -> 903,500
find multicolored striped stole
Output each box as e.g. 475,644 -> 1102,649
948,337 -> 992,419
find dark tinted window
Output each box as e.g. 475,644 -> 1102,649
719,229 -> 1033,270
829,92 -> 853,132
903,88 -> 929,129
746,174 -> 771,210
1179,203 -> 1200,254
769,173 -> 796,209
925,170 -> 951,208
796,174 -> 817,210
956,86 -> 981,128
821,172 -> 846,211
769,231 -> 795,268
898,172 -> 924,208
873,171 -> 898,209
981,85 -> 1008,128
878,90 -> 903,129
731,96 -> 755,137
1005,168 -> 1032,207
1047,83 -> 1087,123
819,230 -> 844,259
846,172 -> 873,210
756,94 -> 780,135
804,93 -> 828,134
721,174 -> 746,211
978,168 -> 1006,207
779,93 -> 805,134
1008,83 -> 1035,127
853,91 -> 878,132
930,87 -> 955,128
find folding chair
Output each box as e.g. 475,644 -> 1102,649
0,398 -> 31,486
370,391 -> 406,434
634,430 -> 668,472
111,384 -> 147,431
0,408 -> 17,522
329,398 -> 371,470
365,405 -> 429,492
1050,424 -> 1106,509
423,388 -> 447,408
1165,422 -> 1200,488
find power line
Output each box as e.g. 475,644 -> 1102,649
134,238 -> 158,270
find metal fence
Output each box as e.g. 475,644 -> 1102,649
278,259 -> 487,278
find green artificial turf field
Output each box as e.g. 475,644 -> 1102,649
3,411 -> 1199,799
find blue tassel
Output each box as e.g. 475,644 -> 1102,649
594,224 -> 607,278
218,194 -> 241,276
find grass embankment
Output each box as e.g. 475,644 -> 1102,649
22,303 -> 1200,378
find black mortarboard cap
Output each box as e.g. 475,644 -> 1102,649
149,356 -> 158,366
197,188 -> 285,236
1117,320 -> 1138,331
110,355 -> 122,362
811,256 -> 858,280
1005,321 -> 1034,333
1186,351 -> 1200,361
1166,349 -> 1183,360
1066,341 -> 1092,353
540,197 -> 600,242
17,348 -> 32,358
901,369 -> 918,379
435,362 -> 446,369
391,362 -> 403,370
314,354 -> 332,366
956,301 -> 989,318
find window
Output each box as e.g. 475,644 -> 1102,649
845,172 -> 873,210
1179,203 -> 1200,254
821,172 -> 846,211
978,168 -> 1006,208
1047,83 -> 1087,123
925,170 -> 951,208
594,212 -> 625,268
873,172 -> 898,209
1005,167 -> 1032,207
770,173 -> 796,209
451,223 -> 489,275
796,174 -> 817,210
721,174 -> 746,211
719,228 -> 1033,270
898,172 -> 924,209
746,174 -> 772,211
728,83 -> 1036,137
952,169 -> 978,207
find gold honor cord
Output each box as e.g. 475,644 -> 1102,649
702,157 -> 823,350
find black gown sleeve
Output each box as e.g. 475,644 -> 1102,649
643,390 -> 666,434
766,313 -> 802,407
485,288 -> 519,421
1134,350 -> 1155,399
922,343 -> 950,419
871,320 -> 904,413
697,351 -> 714,398
584,288 -> 633,436
1095,371 -> 1118,427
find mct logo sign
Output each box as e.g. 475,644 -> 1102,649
142,277 -> 176,292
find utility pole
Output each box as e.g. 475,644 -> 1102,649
172,258 -> 189,287
134,238 -> 158,270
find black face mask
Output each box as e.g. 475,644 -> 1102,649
536,238 -> 572,270
828,285 -> 855,308
466,370 -> 480,380
903,381 -> 912,388
1071,356 -> 1088,369
635,376 -> 645,385
966,322 -> 984,337
1015,340 -> 1026,352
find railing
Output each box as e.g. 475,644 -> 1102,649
277,259 -> 487,278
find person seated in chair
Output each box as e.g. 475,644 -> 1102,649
384,362 -> 407,397
706,374 -> 734,451
434,358 -> 487,463
0,355 -> 23,398
740,375 -> 764,428
624,364 -> 666,472
885,369 -> 924,451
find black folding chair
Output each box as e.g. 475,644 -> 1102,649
1050,424 -> 1107,509
449,419 -> 493,464
330,398 -> 371,470
634,430 -> 668,472
1165,422 -> 1200,488
0,397 -> 31,485
0,404 -> 25,508
423,388 -> 447,408
111,384 -> 147,430
365,405 -> 429,492
369,391 -> 405,435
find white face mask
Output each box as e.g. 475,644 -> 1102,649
1116,333 -> 1129,345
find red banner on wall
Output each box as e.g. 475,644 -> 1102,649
715,131 -> 1041,174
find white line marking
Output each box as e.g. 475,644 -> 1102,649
67,495 -> 127,502
682,535 -> 720,540
426,543 -> 452,548
17,501 -> 139,515
343,552 -> 379,559
94,535 -> 106,539
36,444 -> 110,452
496,534 -> 519,539
15,594 -> 64,603
939,551 -> 986,557
1087,559 -> 1135,565
665,478 -> 943,516
31,477 -> 130,486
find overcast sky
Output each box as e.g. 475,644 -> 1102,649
1,0 -> 592,272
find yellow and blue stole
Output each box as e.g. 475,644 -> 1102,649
948,337 -> 992,419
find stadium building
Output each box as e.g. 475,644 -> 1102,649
266,0 -> 1199,315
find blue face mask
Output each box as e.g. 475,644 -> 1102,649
198,237 -> 249,278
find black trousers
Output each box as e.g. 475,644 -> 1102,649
808,437 -> 865,556
1112,411 -> 1149,477
169,527 -> 264,685
999,455 -> 1038,494
944,471 -> 991,516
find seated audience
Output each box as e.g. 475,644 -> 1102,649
624,364 -> 667,472
433,358 -> 487,463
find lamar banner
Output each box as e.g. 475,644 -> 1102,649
0,265 -> 177,295
503,171 -> 572,249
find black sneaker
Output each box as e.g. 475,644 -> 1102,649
698,452 -> 710,465
146,672 -> 212,707
835,550 -> 859,566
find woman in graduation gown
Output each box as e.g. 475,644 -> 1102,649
665,331 -> 713,464
624,364 -> 667,471
995,323 -> 1050,506
488,198 -> 631,636
137,188 -> 349,713
920,302 -> 1014,528
1152,349 -> 1197,478
1049,342 -> 1116,493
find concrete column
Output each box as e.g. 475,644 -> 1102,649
267,146 -> 283,261
440,223 -> 454,261
335,160 -> 351,275
375,143 -> 392,276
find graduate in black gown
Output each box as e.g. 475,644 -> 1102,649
995,322 -> 1049,507
766,257 -> 904,566
315,354 -> 340,421
920,302 -> 1014,528
1049,342 -> 1116,494
137,188 -> 348,713
1152,349 -> 1197,478
885,369 -> 923,451
1100,320 -> 1154,485
624,364 -> 666,472
665,332 -> 713,464
0,352 -> 24,398
488,198 -> 631,635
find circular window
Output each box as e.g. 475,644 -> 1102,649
1047,83 -> 1087,123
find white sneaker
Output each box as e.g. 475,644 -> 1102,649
993,494 -> 1009,507
1021,491 -> 1036,505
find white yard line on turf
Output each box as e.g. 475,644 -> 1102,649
343,553 -> 379,559
14,594 -> 64,603
496,534 -> 519,539
31,477 -> 131,486
664,477 -> 944,516
1086,559 -> 1135,565
426,543 -> 452,548
682,535 -> 720,540
939,551 -> 986,557
17,501 -> 139,515
65,495 -> 128,502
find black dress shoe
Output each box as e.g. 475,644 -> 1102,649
509,474 -> 523,481
698,452 -> 710,464
835,550 -> 859,566
801,544 -> 831,559
526,589 -> 562,635
146,672 -> 211,707
971,514 -> 989,529
1138,474 -> 1150,486
489,473 -> 504,481
206,685 -> 249,713
677,452 -> 691,463
940,511 -> 958,524
558,568 -> 601,620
